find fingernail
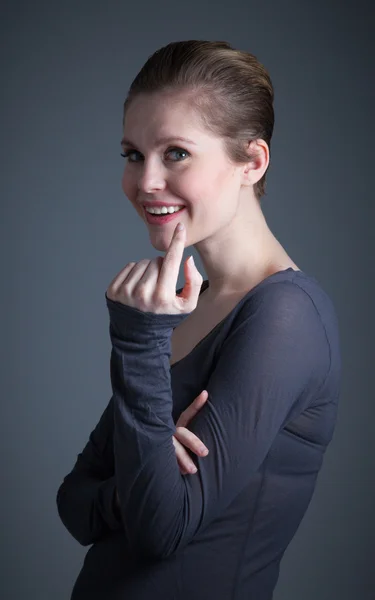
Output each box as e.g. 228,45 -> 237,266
188,255 -> 195,267
190,465 -> 197,473
201,448 -> 209,456
177,222 -> 184,232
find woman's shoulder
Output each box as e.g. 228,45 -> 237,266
238,267 -> 338,318
233,268 -> 341,362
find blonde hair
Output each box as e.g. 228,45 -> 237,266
123,40 -> 275,200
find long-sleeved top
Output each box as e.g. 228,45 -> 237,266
56,267 -> 341,600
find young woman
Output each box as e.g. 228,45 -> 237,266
57,40 -> 341,599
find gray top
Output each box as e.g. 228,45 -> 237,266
57,267 -> 341,600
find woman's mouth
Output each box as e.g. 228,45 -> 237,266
144,206 -> 186,226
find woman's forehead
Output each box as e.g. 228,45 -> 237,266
123,102 -> 216,147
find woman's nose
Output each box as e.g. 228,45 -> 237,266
137,159 -> 167,194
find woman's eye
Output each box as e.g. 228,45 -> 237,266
166,147 -> 190,161
120,150 -> 141,162
120,147 -> 189,163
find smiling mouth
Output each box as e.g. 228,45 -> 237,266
144,206 -> 187,225
144,205 -> 185,214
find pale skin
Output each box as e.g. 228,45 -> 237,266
110,89 -> 300,505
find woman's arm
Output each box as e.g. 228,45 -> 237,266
56,396 -> 123,546
107,281 -> 335,559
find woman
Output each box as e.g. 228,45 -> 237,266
57,40 -> 341,599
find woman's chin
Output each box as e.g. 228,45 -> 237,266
148,230 -> 173,252
147,225 -> 191,254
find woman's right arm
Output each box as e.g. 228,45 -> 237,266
57,392 -> 210,546
56,396 -> 123,546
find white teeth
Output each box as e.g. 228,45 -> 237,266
145,206 -> 184,215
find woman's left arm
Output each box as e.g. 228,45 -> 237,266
107,280 -> 336,560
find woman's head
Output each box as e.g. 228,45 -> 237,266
121,40 -> 274,251
123,40 -> 274,200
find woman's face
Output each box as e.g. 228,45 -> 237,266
121,92 -> 244,252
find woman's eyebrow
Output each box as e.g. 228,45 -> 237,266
120,136 -> 197,148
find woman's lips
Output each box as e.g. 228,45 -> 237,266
144,207 -> 186,226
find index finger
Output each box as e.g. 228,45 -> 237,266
158,222 -> 186,292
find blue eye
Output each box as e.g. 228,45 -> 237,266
120,147 -> 190,163
167,148 -> 189,161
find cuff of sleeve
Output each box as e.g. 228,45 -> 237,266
105,293 -> 189,336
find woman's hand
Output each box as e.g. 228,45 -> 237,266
114,389 -> 209,509
106,222 -> 203,315
173,390 -> 209,475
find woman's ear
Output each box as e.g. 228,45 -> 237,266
241,139 -> 269,187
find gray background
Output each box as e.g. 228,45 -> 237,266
1,0 -> 373,598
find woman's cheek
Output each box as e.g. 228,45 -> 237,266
176,173 -> 207,207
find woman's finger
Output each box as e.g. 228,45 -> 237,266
172,435 -> 198,474
174,426 -> 209,456
176,390 -> 209,428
